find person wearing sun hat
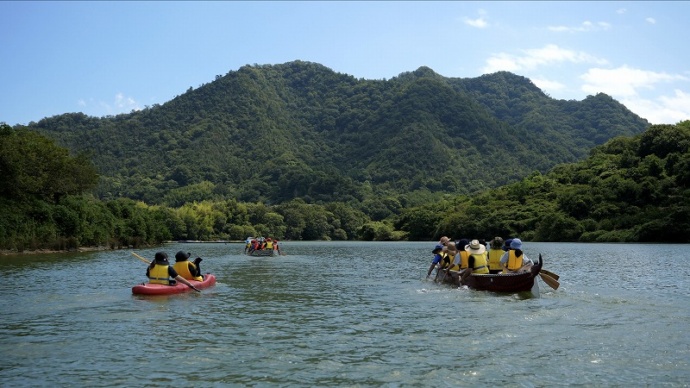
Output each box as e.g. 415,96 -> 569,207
446,238 -> 469,272
427,244 -> 445,278
499,238 -> 534,273
427,236 -> 451,278
442,239 -> 460,271
459,239 -> 490,283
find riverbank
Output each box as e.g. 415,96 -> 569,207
0,240 -> 246,256
0,245 -> 116,256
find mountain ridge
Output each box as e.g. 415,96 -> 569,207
25,60 -> 650,206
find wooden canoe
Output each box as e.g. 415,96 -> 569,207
435,254 -> 543,293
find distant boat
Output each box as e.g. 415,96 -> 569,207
247,249 -> 275,257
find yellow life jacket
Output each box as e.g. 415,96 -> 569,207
459,251 -> 470,270
507,250 -> 523,270
469,253 -> 489,274
447,251 -> 468,271
265,241 -> 273,249
148,264 -> 171,285
488,248 -> 504,271
173,261 -> 202,281
440,252 -> 452,269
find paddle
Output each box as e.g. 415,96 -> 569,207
132,252 -> 200,292
132,252 -> 151,264
541,269 -> 560,280
539,272 -> 560,290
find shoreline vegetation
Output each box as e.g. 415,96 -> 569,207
0,245 -> 113,256
0,240 -> 247,256
3,121 -> 690,251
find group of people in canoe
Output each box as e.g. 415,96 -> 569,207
427,236 -> 533,283
145,251 -> 205,291
245,236 -> 281,255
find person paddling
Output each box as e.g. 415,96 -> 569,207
487,237 -> 504,274
459,239 -> 490,283
273,239 -> 282,255
146,252 -> 200,292
172,251 -> 204,281
426,245 -> 444,278
499,238 -> 533,273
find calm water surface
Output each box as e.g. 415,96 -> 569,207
0,241 -> 688,387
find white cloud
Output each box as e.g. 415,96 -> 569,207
483,44 -> 608,73
483,53 -> 521,73
81,93 -> 140,117
580,66 -> 686,98
646,17 -> 656,24
114,93 -> 138,110
580,66 -> 690,124
548,21 -> 611,33
464,16 -> 488,28
531,77 -> 566,94
617,8 -> 627,14
661,89 -> 690,113
463,9 -> 489,28
622,90 -> 690,124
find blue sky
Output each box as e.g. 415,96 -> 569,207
1,1 -> 688,126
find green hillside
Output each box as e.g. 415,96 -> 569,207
25,61 -> 649,207
398,121 -> 690,242
8,61 -> 682,252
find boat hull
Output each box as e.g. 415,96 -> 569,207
435,255 -> 542,293
247,250 -> 275,257
132,274 -> 216,295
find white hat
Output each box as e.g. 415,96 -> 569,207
465,239 -> 486,255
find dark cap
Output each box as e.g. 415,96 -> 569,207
154,252 -> 169,264
175,251 -> 191,262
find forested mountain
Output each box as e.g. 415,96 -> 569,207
3,68 -> 688,251
397,121 -> 690,243
24,61 -> 649,208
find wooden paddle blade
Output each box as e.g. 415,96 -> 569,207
541,269 -> 560,280
539,272 -> 560,290
132,252 -> 151,264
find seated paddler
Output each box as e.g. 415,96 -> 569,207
427,244 -> 444,278
499,238 -> 534,273
173,251 -> 204,281
460,239 -> 490,283
146,252 -> 200,291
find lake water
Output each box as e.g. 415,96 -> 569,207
0,241 -> 688,387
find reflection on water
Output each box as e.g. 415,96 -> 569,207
0,242 -> 688,386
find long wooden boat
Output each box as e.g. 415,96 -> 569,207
247,249 -> 275,257
434,255 -> 543,293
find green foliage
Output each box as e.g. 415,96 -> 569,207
24,62 -> 648,206
3,68 -> 689,250
359,221 -> 406,241
396,123 -> 690,243
3,119 -> 690,250
0,124 -> 99,203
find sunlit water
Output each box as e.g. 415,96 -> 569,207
0,241 -> 688,387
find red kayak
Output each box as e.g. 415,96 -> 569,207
132,274 -> 216,295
